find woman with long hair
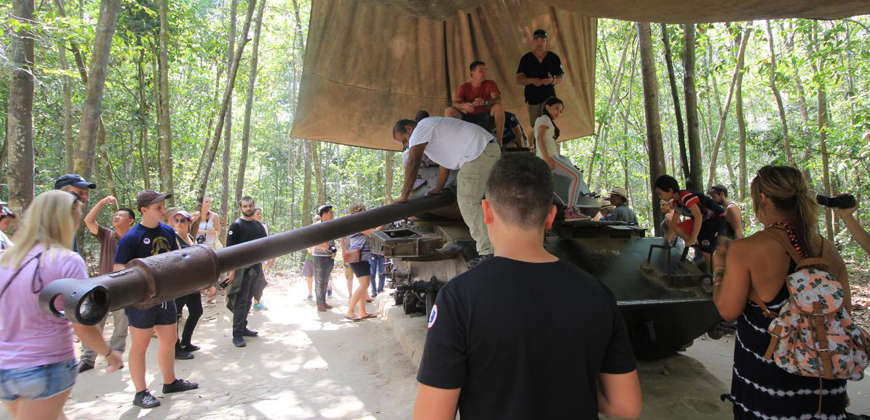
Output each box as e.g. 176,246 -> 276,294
532,96 -> 589,219
197,196 -> 222,303
713,165 -> 850,419
0,191 -> 123,420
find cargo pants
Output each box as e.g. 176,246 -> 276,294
456,141 -> 501,256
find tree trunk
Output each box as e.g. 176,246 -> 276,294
303,140 -> 314,225
72,0 -> 122,179
682,24 -> 703,191
7,0 -> 35,215
731,28 -> 745,193
784,24 -> 809,126
706,27 -> 751,188
59,40 -> 74,173
385,151 -> 394,204
811,23 -> 834,242
314,142 -> 325,205
765,21 -> 792,168
137,38 -> 151,189
157,0 -> 174,205
638,22 -> 667,236
623,44 -> 638,197
193,65 -> 223,191
587,28 -> 632,186
661,24 -> 689,182
232,0 -> 266,220
194,0 -> 257,210
96,118 -> 118,197
220,0 -> 238,241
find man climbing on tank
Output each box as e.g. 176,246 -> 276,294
444,61 -> 506,146
392,117 -> 501,267
654,175 -> 725,268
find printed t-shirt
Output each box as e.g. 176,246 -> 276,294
516,51 -> 564,105
534,115 -> 557,160
0,245 -> 87,369
114,222 -> 179,266
417,257 -> 637,419
674,190 -> 723,221
94,224 -> 120,275
311,220 -> 335,257
409,117 -> 494,170
455,80 -> 501,115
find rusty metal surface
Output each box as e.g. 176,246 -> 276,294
40,191 -> 457,324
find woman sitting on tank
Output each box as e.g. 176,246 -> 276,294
532,96 -> 586,220
713,165 -> 851,419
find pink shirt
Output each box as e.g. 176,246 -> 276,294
0,244 -> 87,369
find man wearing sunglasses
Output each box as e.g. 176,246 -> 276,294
78,196 -> 135,373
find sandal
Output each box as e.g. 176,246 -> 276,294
359,313 -> 377,320
344,316 -> 361,322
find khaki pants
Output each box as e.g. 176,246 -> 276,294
457,142 -> 501,255
527,102 -> 545,126
81,309 -> 128,364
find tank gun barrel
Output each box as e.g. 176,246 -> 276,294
39,191 -> 456,325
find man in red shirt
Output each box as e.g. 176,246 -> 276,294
445,61 -> 506,145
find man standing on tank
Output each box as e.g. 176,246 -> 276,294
225,196 -> 267,348
516,29 -> 564,125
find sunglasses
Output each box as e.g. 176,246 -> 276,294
173,218 -> 189,223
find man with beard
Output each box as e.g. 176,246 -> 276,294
706,185 -> 743,239
225,196 -> 268,348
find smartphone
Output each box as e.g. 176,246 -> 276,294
816,194 -> 857,209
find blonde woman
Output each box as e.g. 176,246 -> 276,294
197,196 -> 222,303
0,191 -> 123,420
714,166 -> 850,419
344,204 -> 381,321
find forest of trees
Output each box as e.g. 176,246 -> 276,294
2,0 -> 869,267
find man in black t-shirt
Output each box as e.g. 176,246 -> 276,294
114,190 -> 199,409
413,153 -> 641,420
516,29 -> 565,126
225,196 -> 268,348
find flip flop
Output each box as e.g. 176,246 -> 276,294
344,316 -> 361,322
359,313 -> 378,320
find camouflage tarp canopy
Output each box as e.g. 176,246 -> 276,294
291,0 -> 870,151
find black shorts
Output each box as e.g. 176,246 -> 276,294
349,261 -> 371,278
125,301 -> 177,329
697,217 -> 725,254
462,113 -> 495,132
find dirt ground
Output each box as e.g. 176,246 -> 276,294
2,268 -> 868,419
0,271 -> 419,420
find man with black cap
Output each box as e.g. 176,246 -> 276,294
114,189 -> 198,408
602,187 -> 638,225
55,174 -> 97,252
516,29 -> 565,125
309,204 -> 337,312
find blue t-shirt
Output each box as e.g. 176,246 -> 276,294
114,222 -> 179,266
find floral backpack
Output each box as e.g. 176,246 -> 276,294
751,225 -> 870,388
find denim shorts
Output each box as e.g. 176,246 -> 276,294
0,359 -> 78,401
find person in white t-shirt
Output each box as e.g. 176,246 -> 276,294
392,117 -> 501,267
532,96 -> 586,220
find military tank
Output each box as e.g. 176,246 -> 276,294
373,153 -> 722,361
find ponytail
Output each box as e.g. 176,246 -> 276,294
751,165 -> 821,256
541,97 -> 563,141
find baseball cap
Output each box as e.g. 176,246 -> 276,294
175,210 -> 193,220
54,174 -> 96,190
607,187 -> 629,200
533,29 -> 547,39
136,189 -> 173,211
0,206 -> 16,220
317,205 -> 333,216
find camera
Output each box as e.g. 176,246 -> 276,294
328,245 -> 337,254
816,194 -> 856,209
